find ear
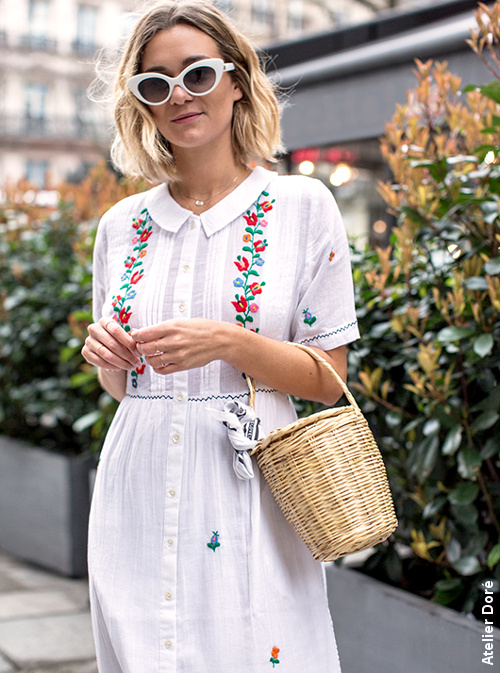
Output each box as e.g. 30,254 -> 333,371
232,81 -> 243,103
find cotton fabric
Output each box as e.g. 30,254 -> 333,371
88,166 -> 360,673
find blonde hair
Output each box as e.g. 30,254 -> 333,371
111,0 -> 283,183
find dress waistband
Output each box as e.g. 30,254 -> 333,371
125,387 -> 280,403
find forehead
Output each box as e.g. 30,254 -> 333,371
141,24 -> 222,73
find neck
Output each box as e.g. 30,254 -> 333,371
171,138 -> 246,198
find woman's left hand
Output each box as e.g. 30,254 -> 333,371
130,319 -> 229,375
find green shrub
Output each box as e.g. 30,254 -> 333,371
347,11 -> 500,620
0,163 -> 141,454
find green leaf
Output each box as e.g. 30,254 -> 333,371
452,556 -> 481,576
472,410 -> 499,431
435,577 -> 462,591
442,426 -> 462,455
437,326 -> 475,343
473,333 -> 494,358
423,418 -> 440,436
465,277 -> 489,291
478,81 -> 500,104
72,409 -> 101,433
457,448 -> 482,479
448,483 -> 479,506
487,543 -> 500,570
481,436 -> 500,460
485,257 -> 500,275
445,155 -> 479,165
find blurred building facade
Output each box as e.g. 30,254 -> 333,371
0,0 -> 136,186
0,0 -> 432,187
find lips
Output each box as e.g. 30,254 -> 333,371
171,112 -> 202,123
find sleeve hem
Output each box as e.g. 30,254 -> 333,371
297,321 -> 360,350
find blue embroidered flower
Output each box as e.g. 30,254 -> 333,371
125,289 -> 137,300
121,273 -> 129,282
207,531 -> 220,552
303,309 -> 317,326
233,277 -> 244,287
255,257 -> 265,266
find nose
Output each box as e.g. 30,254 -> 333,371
169,83 -> 193,105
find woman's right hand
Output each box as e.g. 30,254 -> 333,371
82,317 -> 143,371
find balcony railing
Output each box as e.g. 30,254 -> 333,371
19,34 -> 58,53
0,115 -> 110,145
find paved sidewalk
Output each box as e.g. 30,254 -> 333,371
0,551 -> 97,673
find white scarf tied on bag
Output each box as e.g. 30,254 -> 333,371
206,400 -> 262,480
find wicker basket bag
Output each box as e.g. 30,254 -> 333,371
248,343 -> 398,562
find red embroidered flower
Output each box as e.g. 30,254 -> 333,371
244,213 -> 258,226
119,307 -> 132,323
132,218 -> 143,230
249,282 -> 262,296
112,295 -> 122,307
232,295 -> 248,312
130,270 -> 144,284
234,256 -> 250,272
261,201 -> 273,212
135,364 -> 146,375
140,228 -> 152,242
254,240 -> 266,252
124,256 -> 136,269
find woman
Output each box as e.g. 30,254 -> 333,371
82,2 -> 360,671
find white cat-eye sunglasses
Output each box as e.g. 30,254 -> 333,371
128,58 -> 235,106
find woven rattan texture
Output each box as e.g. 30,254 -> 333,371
249,344 -> 398,561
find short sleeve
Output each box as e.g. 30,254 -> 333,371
92,212 -> 110,324
290,180 -> 360,350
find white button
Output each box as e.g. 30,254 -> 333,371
164,640 -> 173,649
176,393 -> 183,401
179,304 -> 186,312
169,489 -> 176,498
164,591 -> 173,600
167,538 -> 174,546
183,265 -> 190,273
172,433 -> 180,443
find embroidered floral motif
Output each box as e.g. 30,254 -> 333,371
207,531 -> 220,552
270,647 -> 280,667
303,308 -> 317,326
232,190 -> 274,331
329,250 -> 336,261
112,208 -> 153,388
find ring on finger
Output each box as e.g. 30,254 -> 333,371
155,340 -> 162,354
160,356 -> 166,368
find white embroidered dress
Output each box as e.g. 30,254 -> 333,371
88,166 -> 360,673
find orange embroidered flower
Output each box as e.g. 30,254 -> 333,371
329,250 -> 335,261
242,233 -> 252,242
271,647 -> 280,659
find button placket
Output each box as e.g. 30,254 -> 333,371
160,215 -> 200,668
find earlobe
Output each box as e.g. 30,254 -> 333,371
233,84 -> 243,102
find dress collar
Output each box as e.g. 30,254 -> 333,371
144,166 -> 277,237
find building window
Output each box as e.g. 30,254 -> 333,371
25,83 -> 47,135
74,88 -> 95,137
252,0 -> 273,28
77,5 -> 97,47
288,0 -> 304,32
29,0 -> 50,38
26,159 -> 49,188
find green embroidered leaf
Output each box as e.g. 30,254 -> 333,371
124,325 -> 131,332
242,246 -> 253,253
262,191 -> 269,196
255,230 -> 263,235
245,227 -> 255,234
248,270 -> 259,276
257,212 -> 264,217
246,316 -> 254,322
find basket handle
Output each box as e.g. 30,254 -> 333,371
245,342 -> 361,412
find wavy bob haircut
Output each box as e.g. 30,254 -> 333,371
111,0 -> 283,183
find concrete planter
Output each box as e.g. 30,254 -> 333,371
326,564 -> 500,673
0,435 -> 95,577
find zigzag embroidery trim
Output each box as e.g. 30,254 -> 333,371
299,320 -> 359,344
126,388 -> 279,402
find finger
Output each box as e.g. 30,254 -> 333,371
84,337 -> 142,371
100,318 -> 141,354
130,323 -> 169,343
90,322 -> 142,367
81,342 -> 124,371
136,340 -> 168,357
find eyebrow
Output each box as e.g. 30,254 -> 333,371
144,55 -> 210,75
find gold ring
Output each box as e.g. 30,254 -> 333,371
160,357 -> 166,368
155,340 -> 162,354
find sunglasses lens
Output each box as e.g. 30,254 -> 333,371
138,77 -> 170,104
183,66 -> 216,94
